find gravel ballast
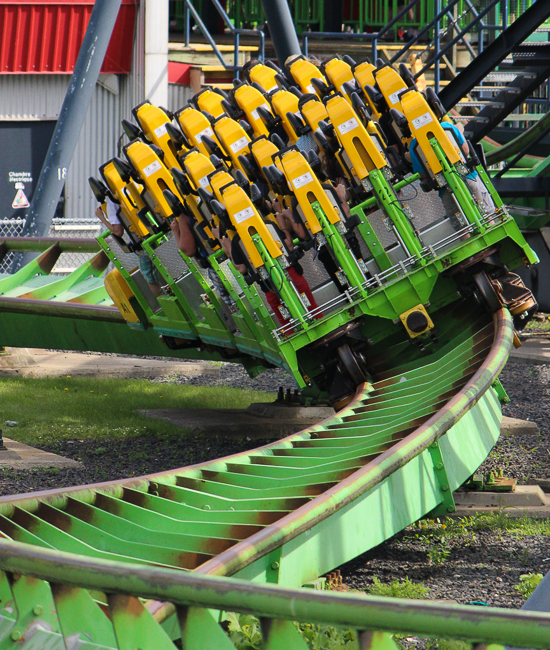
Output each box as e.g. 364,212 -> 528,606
1,358 -> 549,617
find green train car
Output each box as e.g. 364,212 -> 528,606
88,55 -> 536,407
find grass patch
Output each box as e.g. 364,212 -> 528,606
525,313 -> 550,331
0,376 -> 272,445
408,511 -> 550,545
367,576 -> 429,600
464,510 -> 550,536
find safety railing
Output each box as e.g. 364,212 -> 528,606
302,0 -> 422,60
2,541 -> 550,649
303,0 -> 544,94
386,0 -> 508,93
181,0 -> 264,76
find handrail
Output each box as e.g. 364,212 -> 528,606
376,0 -> 422,41
302,30 -> 379,60
412,0 -> 504,82
0,237 -> 100,253
1,537 -> 550,647
183,0 -> 264,78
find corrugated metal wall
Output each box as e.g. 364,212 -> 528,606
0,1 -> 136,74
0,4 -> 195,221
168,83 -> 193,113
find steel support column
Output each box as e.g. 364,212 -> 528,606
20,0 -> 123,265
260,0 -> 301,68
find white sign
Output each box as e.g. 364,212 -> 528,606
341,80 -> 356,95
234,206 -> 255,223
338,117 -> 359,135
412,112 -> 434,130
154,123 -> 168,138
230,136 -> 249,154
12,188 -> 29,209
143,160 -> 162,177
9,171 -> 32,184
251,104 -> 270,121
389,90 -> 402,105
198,175 -> 210,188
292,171 -> 314,189
196,126 -> 214,143
306,84 -> 315,94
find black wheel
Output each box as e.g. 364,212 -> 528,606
473,271 -> 501,313
337,343 -> 369,385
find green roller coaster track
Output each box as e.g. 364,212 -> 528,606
0,282 -> 545,646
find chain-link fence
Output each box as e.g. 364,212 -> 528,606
0,218 -> 25,274
0,218 -> 106,275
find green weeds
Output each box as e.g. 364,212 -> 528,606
224,612 -> 358,649
367,576 -> 429,599
515,573 -> 543,599
410,511 -> 550,542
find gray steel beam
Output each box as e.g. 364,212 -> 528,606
464,65 -> 550,143
20,0 -> 123,264
440,0 -> 550,111
260,0 -> 301,68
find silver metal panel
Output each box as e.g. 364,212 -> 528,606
129,268 -> 161,313
398,180 -> 446,229
301,248 -> 331,290
312,281 -> 342,315
364,181 -> 448,252
365,208 -> 398,248
154,234 -> 190,279
175,274 -> 207,321
420,219 -> 459,252
105,236 -> 140,274
219,259 -> 245,296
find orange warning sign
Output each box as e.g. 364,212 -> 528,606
12,188 -> 30,209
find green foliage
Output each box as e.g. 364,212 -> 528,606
0,376 -> 272,444
427,538 -> 451,565
225,612 -> 262,649
224,613 -> 359,650
367,576 -> 430,599
460,511 -> 550,537
525,314 -> 550,331
515,573 -> 544,599
295,622 -> 358,649
409,512 -> 550,543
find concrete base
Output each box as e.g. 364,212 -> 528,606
138,402 -> 333,438
0,348 -> 220,380
530,478 -> 550,493
453,485 -> 550,518
509,337 -> 550,365
0,348 -> 36,369
247,402 -> 335,420
0,438 -> 82,469
500,416 -> 540,437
